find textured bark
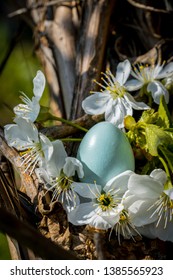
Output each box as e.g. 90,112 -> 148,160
70,0 -> 115,119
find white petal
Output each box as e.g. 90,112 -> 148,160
4,118 -> 39,150
125,79 -> 143,91
82,92 -> 110,115
68,202 -> 97,225
116,60 -> 131,85
35,167 -> 52,184
105,98 -> 126,128
153,219 -> 173,242
63,157 -> 84,178
128,173 -> 163,199
101,204 -> 124,227
39,133 -> 54,163
164,188 -> 173,200
104,170 -> 134,196
137,224 -> 157,239
147,81 -> 169,104
43,140 -> 67,177
33,70 -> 45,99
150,169 -> 167,185
127,199 -> 158,226
72,182 -> 102,199
157,62 -> 173,79
14,97 -> 40,122
124,92 -> 150,110
89,214 -> 113,230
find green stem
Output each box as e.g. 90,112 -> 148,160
54,116 -> 88,132
158,156 -> 171,179
60,138 -> 82,142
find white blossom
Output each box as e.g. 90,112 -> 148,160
68,170 -> 133,230
13,70 -> 45,122
35,141 -> 84,212
125,62 -> 173,104
124,169 -> 173,242
4,117 -> 53,174
82,60 -> 149,128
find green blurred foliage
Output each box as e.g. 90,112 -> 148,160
0,232 -> 11,260
0,21 -> 50,126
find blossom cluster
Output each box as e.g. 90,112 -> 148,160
4,60 -> 173,244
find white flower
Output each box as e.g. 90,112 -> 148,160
68,170 -> 133,230
13,70 -> 45,122
113,209 -> 140,244
125,62 -> 173,104
4,117 -> 53,174
82,60 -> 149,128
124,169 -> 173,242
35,141 -> 84,212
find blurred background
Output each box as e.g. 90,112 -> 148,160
0,2 -> 49,127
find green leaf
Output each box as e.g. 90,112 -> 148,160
145,124 -> 171,156
158,95 -> 172,128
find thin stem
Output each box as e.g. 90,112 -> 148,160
60,138 -> 82,142
53,116 -> 88,133
158,156 -> 171,179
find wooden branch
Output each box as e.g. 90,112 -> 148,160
46,4 -> 76,118
127,0 -> 170,13
70,0 -> 115,120
0,128 -> 37,201
41,114 -> 103,138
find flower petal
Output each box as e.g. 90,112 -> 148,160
82,92 -> 110,115
125,79 -> 143,91
39,133 -> 54,164
128,173 -> 164,199
104,170 -> 134,196
72,182 -> 102,199
14,97 -> 40,122
150,169 -> 167,185
116,60 -> 131,85
43,139 -> 67,177
63,157 -> 84,178
89,213 -> 113,230
124,92 -> 150,110
147,81 -> 169,104
33,70 -> 45,99
67,202 -> 97,225
156,62 -> 173,79
4,118 -> 39,150
127,199 -> 158,226
105,98 -> 126,128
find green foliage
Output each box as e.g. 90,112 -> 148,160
0,233 -> 11,260
0,23 -> 49,126
126,96 -> 173,175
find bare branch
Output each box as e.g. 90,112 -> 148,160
127,0 -> 171,13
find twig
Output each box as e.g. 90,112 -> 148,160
127,0 -> 171,13
8,0 -> 81,18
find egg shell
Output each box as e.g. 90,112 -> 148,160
77,121 -> 135,186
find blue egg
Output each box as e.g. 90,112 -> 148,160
77,121 -> 135,186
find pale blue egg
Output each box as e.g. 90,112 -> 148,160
77,121 -> 135,186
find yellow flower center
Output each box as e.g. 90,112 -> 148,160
97,193 -> 114,211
